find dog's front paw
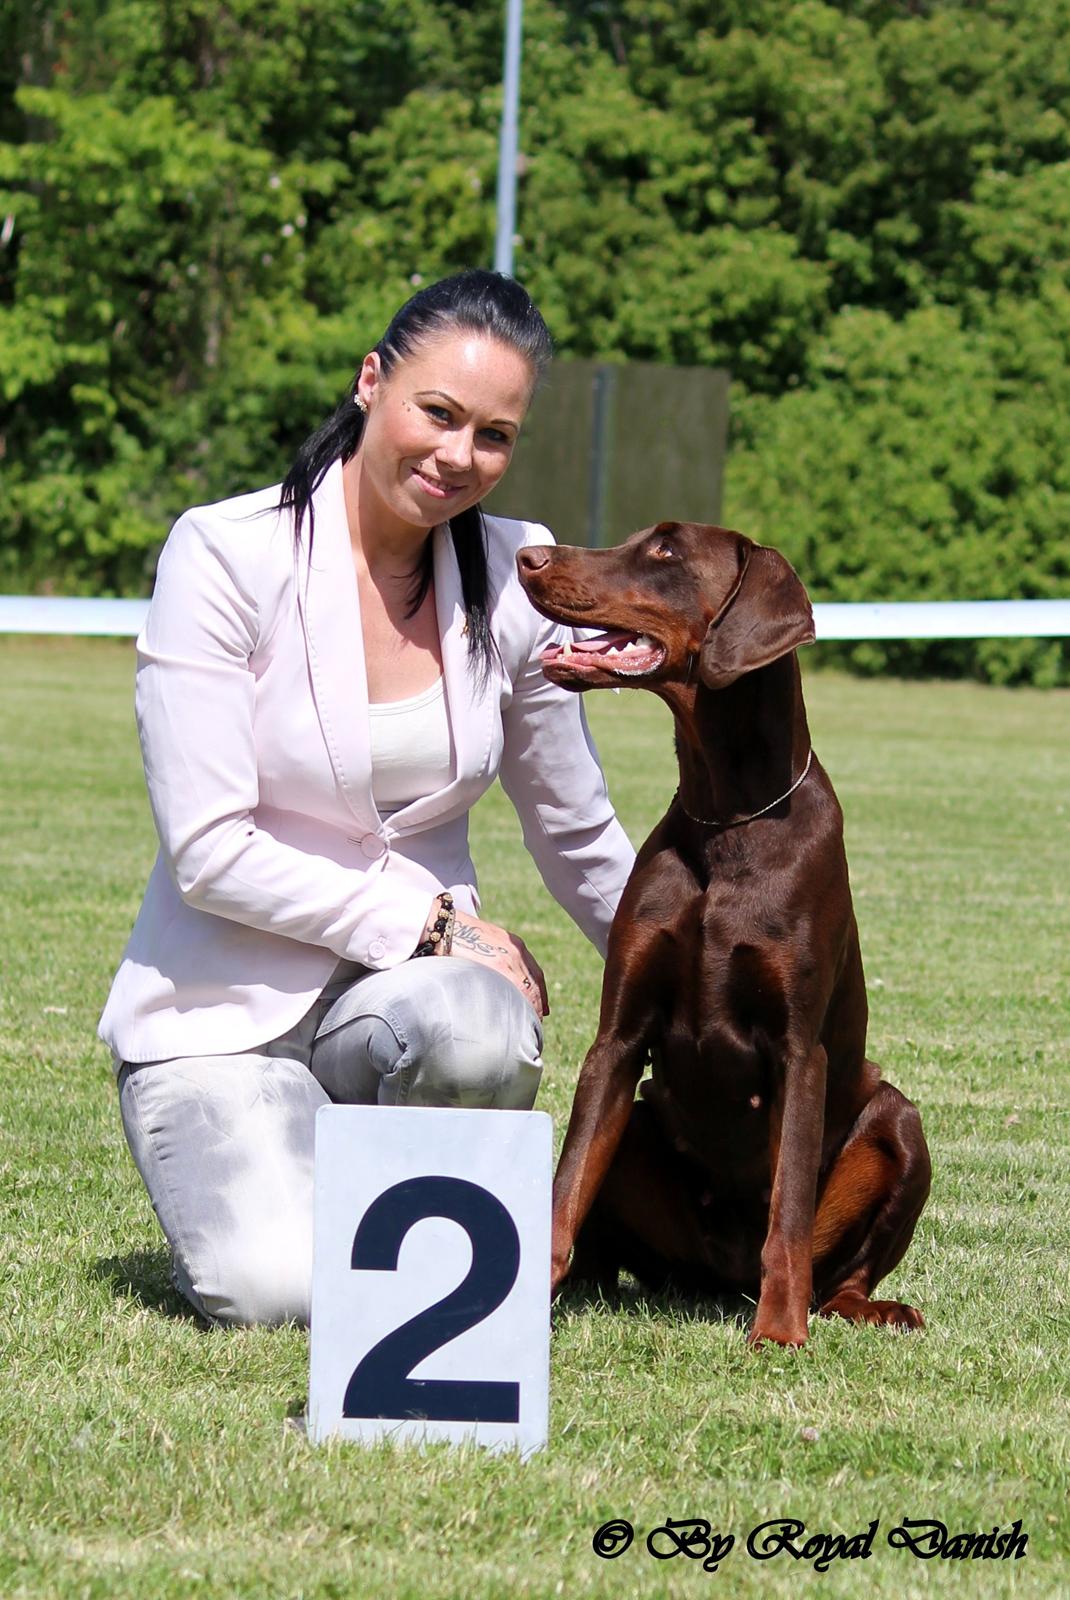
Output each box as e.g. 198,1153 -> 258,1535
748,1282 -> 810,1348
747,1312 -> 810,1350
550,1252 -> 572,1298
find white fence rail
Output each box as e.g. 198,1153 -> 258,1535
1,597 -> 151,636
811,599 -> 1070,641
0,595 -> 1068,641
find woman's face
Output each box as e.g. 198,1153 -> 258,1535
354,330 -> 535,536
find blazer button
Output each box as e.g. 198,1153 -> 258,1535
360,833 -> 387,860
367,938 -> 386,962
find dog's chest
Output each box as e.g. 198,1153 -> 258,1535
666,884 -> 796,1051
643,892 -> 797,1168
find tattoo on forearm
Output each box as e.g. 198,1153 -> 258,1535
453,924 -> 509,959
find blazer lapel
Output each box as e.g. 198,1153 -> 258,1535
386,521 -> 498,834
296,468 -> 499,835
295,459 -> 378,829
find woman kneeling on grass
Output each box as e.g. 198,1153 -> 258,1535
98,269 -> 634,1327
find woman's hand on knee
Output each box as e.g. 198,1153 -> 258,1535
447,911 -> 549,1018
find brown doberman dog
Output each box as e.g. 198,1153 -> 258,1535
517,522 -> 931,1348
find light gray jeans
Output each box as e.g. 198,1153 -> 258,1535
117,957 -> 543,1327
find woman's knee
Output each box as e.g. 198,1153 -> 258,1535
180,1224 -> 312,1327
312,959 -> 544,1109
397,965 -> 544,1109
118,1054 -> 320,1327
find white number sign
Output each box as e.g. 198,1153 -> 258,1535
308,1105 -> 551,1456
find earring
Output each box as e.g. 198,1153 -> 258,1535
354,394 -> 368,414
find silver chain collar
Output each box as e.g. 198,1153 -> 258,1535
674,748 -> 813,830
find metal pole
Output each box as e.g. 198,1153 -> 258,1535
494,0 -> 524,277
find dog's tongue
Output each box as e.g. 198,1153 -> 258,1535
570,630 -> 637,655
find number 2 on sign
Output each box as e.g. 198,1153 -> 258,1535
343,1174 -> 521,1423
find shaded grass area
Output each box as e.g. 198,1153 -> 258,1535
1,636 -> 1067,1598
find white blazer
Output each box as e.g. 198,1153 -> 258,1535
98,460 -> 636,1065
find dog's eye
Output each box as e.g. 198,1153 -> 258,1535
649,540 -> 676,561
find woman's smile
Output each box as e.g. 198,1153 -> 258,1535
410,467 -> 469,500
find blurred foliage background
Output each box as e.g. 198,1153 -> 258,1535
1,0 -> 1068,683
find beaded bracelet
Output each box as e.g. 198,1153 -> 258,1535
413,891 -> 455,958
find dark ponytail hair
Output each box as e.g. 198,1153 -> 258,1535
278,269 -> 553,680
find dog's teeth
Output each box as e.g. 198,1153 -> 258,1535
563,640 -> 573,657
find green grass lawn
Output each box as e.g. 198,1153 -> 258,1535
1,635 -> 1067,1599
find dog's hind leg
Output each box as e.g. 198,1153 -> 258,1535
812,1078 -> 931,1329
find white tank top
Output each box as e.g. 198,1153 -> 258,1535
368,676 -> 454,816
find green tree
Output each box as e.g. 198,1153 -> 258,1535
0,0 -> 1066,682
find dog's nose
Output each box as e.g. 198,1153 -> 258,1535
517,545 -> 551,575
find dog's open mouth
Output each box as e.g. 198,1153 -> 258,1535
541,628 -> 666,679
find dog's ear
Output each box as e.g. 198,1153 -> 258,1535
699,545 -> 815,690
